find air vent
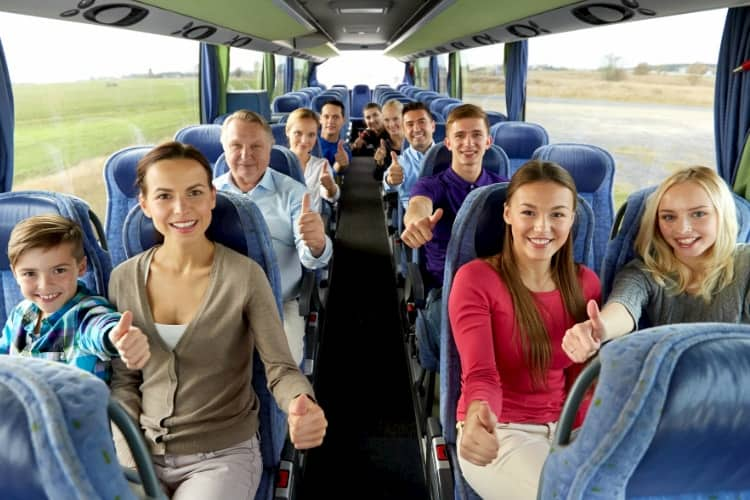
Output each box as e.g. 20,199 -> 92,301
329,1 -> 392,15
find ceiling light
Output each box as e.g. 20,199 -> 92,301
329,1 -> 391,15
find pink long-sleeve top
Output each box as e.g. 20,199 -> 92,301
449,259 -> 601,424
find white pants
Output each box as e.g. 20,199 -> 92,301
457,422 -> 556,500
152,436 -> 262,500
283,300 -> 305,367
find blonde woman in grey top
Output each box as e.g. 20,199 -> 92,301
109,141 -> 327,500
563,166 -> 750,362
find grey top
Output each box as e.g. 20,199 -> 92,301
608,244 -> 750,328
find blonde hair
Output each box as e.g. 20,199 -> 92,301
285,108 -> 320,135
487,160 -> 585,387
381,99 -> 403,115
635,166 -> 737,301
8,214 -> 85,269
221,109 -> 273,143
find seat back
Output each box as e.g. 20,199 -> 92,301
533,143 -> 615,273
272,94 -> 303,114
0,191 -> 112,327
439,183 -> 595,499
213,146 -> 305,186
490,121 -> 549,174
421,142 -> 510,180
103,145 -> 153,267
540,322 -> 750,498
601,185 -> 750,300
350,84 -> 371,119
485,111 -> 507,127
0,357 -> 150,500
174,124 -> 223,167
122,190 -> 285,500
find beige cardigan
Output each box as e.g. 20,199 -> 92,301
109,243 -> 313,456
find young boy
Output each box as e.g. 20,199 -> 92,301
0,214 -> 150,381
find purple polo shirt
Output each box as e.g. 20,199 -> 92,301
410,167 -> 506,287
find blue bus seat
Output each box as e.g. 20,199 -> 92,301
0,190 -> 112,326
226,90 -> 271,122
433,122 -> 446,144
102,145 -> 154,267
272,123 -> 289,148
272,94 -> 303,114
600,184 -> 750,301
174,124 -> 223,167
438,183 -> 595,499
540,322 -> 750,499
490,121 -> 549,174
0,356 -> 165,500
533,143 -> 616,273
350,84 -> 371,120
486,110 -> 507,127
122,190 -> 288,500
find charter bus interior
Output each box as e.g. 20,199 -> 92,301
0,0 -> 749,498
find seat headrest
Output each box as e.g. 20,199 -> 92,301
106,146 -> 152,198
174,124 -> 223,165
490,121 -> 549,159
533,143 -> 613,193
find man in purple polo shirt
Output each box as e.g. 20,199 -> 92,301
401,103 -> 506,362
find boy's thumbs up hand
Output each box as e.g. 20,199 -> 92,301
109,311 -> 150,370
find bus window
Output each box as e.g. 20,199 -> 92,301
461,44 -> 507,116
273,57 -> 286,99
316,51 -> 402,89
228,48 -> 264,91
526,9 -> 726,209
292,58 -> 309,91
1,12 -> 199,219
437,53 -> 449,94
414,57 -> 430,89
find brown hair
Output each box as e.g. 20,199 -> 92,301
136,141 -> 213,194
8,214 -> 85,269
486,160 -> 586,387
446,103 -> 489,135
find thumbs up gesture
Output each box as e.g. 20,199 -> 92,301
563,299 -> 604,362
374,139 -> 387,165
333,140 -> 349,172
386,151 -> 404,186
459,401 -> 499,466
319,162 -> 336,196
108,311 -> 150,369
353,130 -> 366,149
288,394 -> 328,449
400,207 -> 443,249
297,192 -> 326,256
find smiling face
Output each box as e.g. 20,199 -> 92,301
139,157 -> 217,243
320,103 -> 344,141
656,180 -> 718,267
444,117 -> 491,172
287,117 -> 319,159
382,104 -> 403,139
363,106 -> 384,133
13,243 -> 86,318
402,109 -> 435,153
503,181 -> 576,267
221,119 -> 272,191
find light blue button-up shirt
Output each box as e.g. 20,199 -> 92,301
382,143 -> 433,209
214,168 -> 333,302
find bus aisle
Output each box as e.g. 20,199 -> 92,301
300,156 -> 428,498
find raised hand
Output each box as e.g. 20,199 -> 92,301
374,139 -> 387,165
400,208 -> 443,249
459,401 -> 499,466
386,151 -> 404,186
109,311 -> 150,369
288,394 -> 328,449
562,299 -> 604,362
353,130 -> 366,149
334,140 -> 349,169
319,163 -> 336,195
297,192 -> 326,256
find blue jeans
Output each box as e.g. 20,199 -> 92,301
417,287 -> 442,371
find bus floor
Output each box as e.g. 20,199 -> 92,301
299,156 -> 429,499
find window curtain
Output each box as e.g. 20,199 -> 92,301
429,55 -> 440,92
715,7 -> 750,192
449,52 -> 462,99
285,56 -> 294,93
0,38 -> 14,192
199,43 -> 229,124
263,53 -> 275,96
504,41 -> 528,121
307,62 -> 320,88
403,61 -> 415,86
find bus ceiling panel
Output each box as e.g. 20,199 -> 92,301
0,0 -> 327,62
384,0 -> 750,61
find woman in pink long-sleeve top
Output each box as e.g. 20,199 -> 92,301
449,161 -> 601,500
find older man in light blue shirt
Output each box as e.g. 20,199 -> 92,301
382,101 -> 436,209
215,110 -> 332,365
